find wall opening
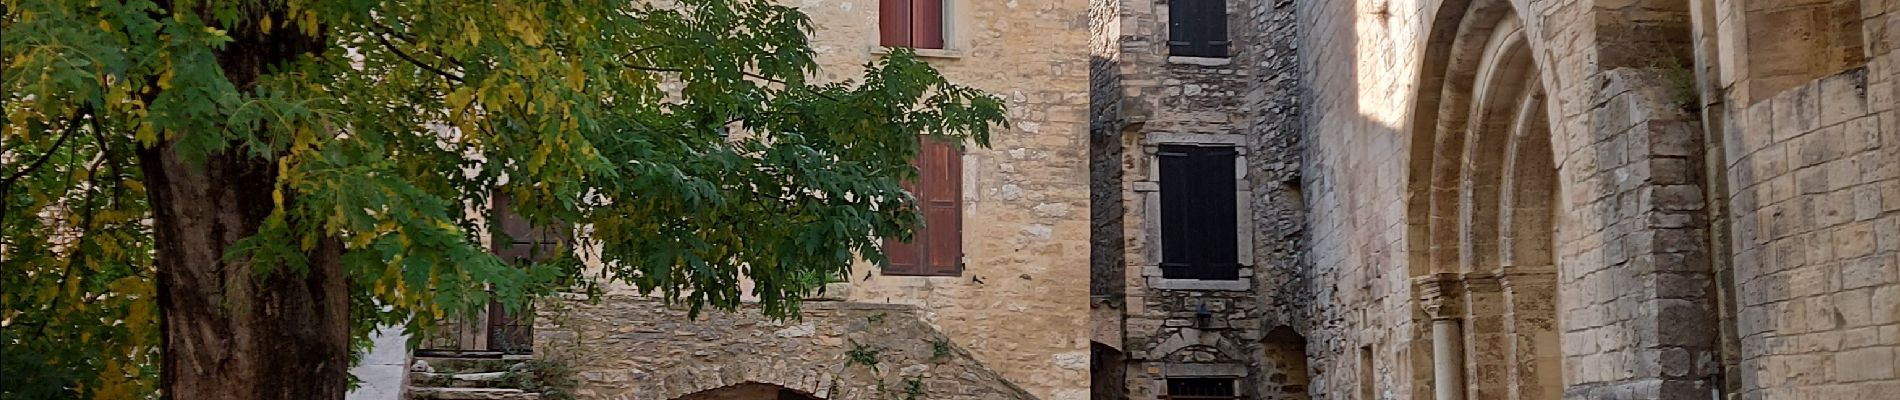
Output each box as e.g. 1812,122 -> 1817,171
1357,345 -> 1375,400
1260,326 -> 1312,400
1093,341 -> 1128,400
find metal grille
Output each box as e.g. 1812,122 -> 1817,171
486,296 -> 533,354
1163,377 -> 1241,400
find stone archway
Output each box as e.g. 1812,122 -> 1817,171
1405,1 -> 1562,399
674,382 -> 822,400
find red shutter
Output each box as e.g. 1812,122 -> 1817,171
882,138 -> 962,276
910,0 -> 944,49
918,139 -> 961,275
880,0 -> 913,47
883,173 -> 924,274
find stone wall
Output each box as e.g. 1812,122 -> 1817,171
797,1 -> 1095,399
1292,0 -> 1899,399
535,296 -> 1036,400
1292,0 -> 1428,396
1722,68 -> 1900,399
1094,0 -> 1310,399
788,1 -> 1095,399
555,1 -> 1092,399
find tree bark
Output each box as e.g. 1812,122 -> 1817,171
141,5 -> 347,399
140,144 -> 351,400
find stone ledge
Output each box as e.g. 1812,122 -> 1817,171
1166,56 -> 1233,66
1148,277 -> 1251,291
869,46 -> 967,60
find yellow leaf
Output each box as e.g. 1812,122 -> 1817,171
135,123 -> 156,146
566,63 -> 586,91
446,87 -> 474,113
157,68 -> 174,90
98,19 -> 111,32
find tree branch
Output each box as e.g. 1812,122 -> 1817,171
0,110 -> 87,195
370,28 -> 464,83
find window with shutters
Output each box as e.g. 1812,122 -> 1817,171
1167,0 -> 1229,58
493,193 -> 568,264
880,0 -> 946,49
1158,145 -> 1239,280
1162,377 -> 1240,399
882,138 -> 963,276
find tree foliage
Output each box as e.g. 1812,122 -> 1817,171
0,0 -> 1007,397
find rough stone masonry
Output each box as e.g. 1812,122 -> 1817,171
1094,0 -> 1899,399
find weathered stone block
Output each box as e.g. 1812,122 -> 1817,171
1835,347 -> 1898,382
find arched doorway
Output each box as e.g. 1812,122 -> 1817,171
673,382 -> 822,400
1405,0 -> 1562,399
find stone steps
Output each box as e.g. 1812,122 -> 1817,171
405,356 -> 541,400
409,371 -> 510,388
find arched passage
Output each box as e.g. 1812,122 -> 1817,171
1405,0 -> 1561,399
673,382 -> 822,400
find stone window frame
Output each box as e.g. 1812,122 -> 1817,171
1157,0 -> 1236,65
1134,132 -> 1253,291
869,0 -> 972,59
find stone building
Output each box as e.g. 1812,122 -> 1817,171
1095,0 -> 1899,400
393,1 -> 1093,400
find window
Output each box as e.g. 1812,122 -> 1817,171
1168,0 -> 1228,57
880,0 -> 945,49
883,138 -> 962,276
1158,145 -> 1239,280
492,192 -> 568,264
1164,377 -> 1239,399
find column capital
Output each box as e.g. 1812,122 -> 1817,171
1413,273 -> 1464,319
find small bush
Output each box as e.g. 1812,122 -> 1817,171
502,359 -> 579,400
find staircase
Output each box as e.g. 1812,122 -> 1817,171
404,356 -> 541,400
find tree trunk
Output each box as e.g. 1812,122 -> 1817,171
141,5 -> 346,398
140,144 -> 351,400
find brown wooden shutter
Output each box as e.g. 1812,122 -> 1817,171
1157,145 -> 1238,280
882,138 -> 962,276
910,0 -> 944,49
918,138 -> 961,275
879,0 -> 944,49
879,0 -> 913,47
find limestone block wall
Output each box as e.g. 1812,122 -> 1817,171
534,296 -> 1036,400
1293,0 -> 1429,396
1295,0 -> 1725,399
784,2 -> 1095,400
1723,68 -> 1900,398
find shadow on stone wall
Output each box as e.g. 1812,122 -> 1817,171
534,296 -> 1036,400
